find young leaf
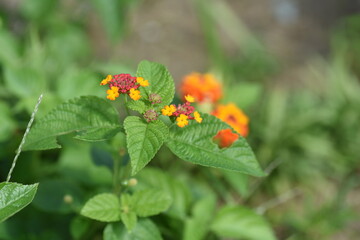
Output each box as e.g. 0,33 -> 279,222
166,114 -> 265,177
124,116 -> 169,175
136,60 -> 175,108
120,194 -> 137,231
80,193 -> 121,222
0,182 -> 38,222
104,219 -> 163,240
23,96 -> 122,151
210,206 -> 276,240
132,189 -> 172,217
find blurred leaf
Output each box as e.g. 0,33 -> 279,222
136,168 -> 192,219
104,219 -> 163,240
223,83 -> 262,109
166,114 -> 265,177
222,170 -> 249,198
211,206 -> 276,240
124,116 -> 169,175
183,196 -> 216,240
81,193 -> 121,222
0,30 -> 20,67
133,189 -> 172,217
23,96 -> 122,151
56,69 -> 103,101
136,60 -> 175,109
0,182 -> 38,222
20,0 -> 58,21
32,179 -> 83,213
0,102 -> 16,142
70,216 -> 91,240
4,65 -> 46,98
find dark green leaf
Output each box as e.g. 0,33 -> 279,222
124,116 -> 169,175
166,114 -> 265,177
23,96 -> 121,151
0,182 -> 38,222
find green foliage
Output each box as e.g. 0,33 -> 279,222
80,193 -> 121,222
211,206 -> 276,240
23,96 -> 122,151
0,183 -> 38,222
132,189 -> 172,217
124,116 -> 169,175
104,219 -> 163,240
166,114 -> 265,177
136,60 -> 175,109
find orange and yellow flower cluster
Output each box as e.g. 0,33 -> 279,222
161,94 -> 202,128
100,74 -> 149,101
180,72 -> 250,147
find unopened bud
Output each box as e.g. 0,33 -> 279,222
149,93 -> 162,104
63,194 -> 73,204
143,109 -> 158,122
128,178 -> 138,187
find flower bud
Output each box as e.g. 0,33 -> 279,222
149,93 -> 162,104
143,109 -> 158,122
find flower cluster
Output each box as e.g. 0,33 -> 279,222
181,72 -> 222,103
100,74 -> 149,101
161,95 -> 202,127
180,72 -> 250,148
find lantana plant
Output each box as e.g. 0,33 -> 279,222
2,61 -> 264,236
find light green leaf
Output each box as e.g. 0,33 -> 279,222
133,189 -> 172,217
22,96 -> 122,151
80,193 -> 121,222
136,60 -> 175,108
166,114 -> 265,177
0,182 -> 38,222
104,219 -> 163,240
0,102 -> 16,142
121,212 -> 137,231
124,116 -> 169,175
126,100 -> 147,113
211,206 -> 277,240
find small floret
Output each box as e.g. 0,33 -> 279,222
176,114 -> 189,127
194,111 -> 202,123
106,86 -> 119,100
185,94 -> 195,103
137,77 -> 150,87
129,88 -> 141,100
100,75 -> 112,85
161,105 -> 176,116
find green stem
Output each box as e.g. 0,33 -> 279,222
113,154 -> 121,195
124,94 -> 131,116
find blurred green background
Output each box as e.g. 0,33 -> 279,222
0,0 -> 359,239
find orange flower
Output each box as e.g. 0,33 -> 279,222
181,73 -> 222,103
212,103 -> 249,137
213,129 -> 239,148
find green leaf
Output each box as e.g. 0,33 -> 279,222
121,212 -> 137,231
0,102 -> 16,142
210,206 -> 277,240
126,100 -> 147,113
22,96 -> 122,151
104,219 -> 163,240
80,193 -> 121,222
0,182 -> 38,222
133,189 -> 172,217
136,60 -> 175,108
124,116 -> 169,175
166,114 -> 265,177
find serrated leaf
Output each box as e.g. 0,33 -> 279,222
124,116 -> 169,175
133,189 -> 172,217
126,100 -> 147,113
104,219 -> 163,240
210,206 -> 277,240
0,182 -> 38,222
166,114 -> 265,177
136,60 -> 175,108
23,96 -> 122,151
80,193 -> 121,222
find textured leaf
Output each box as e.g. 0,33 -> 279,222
133,189 -> 172,217
0,182 -> 38,222
126,100 -> 147,114
124,116 -> 169,175
166,114 -> 265,177
23,96 -> 121,151
80,193 -> 121,222
211,206 -> 277,240
104,219 -> 163,240
136,60 -> 175,108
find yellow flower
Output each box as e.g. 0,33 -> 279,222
137,77 -> 150,87
106,86 -> 119,100
129,88 -> 141,100
185,94 -> 195,103
100,75 -> 112,85
176,114 -> 189,127
161,105 -> 176,116
194,111 -> 202,123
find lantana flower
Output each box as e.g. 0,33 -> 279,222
100,73 -> 149,101
161,94 -> 202,127
180,72 -> 222,103
212,103 -> 249,147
